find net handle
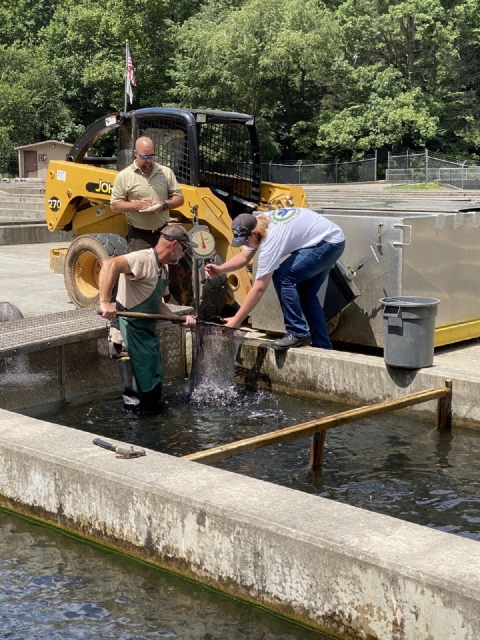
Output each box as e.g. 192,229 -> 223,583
115,311 -> 186,324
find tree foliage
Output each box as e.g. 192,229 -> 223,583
317,0 -> 470,158
0,45 -> 76,153
170,0 -> 342,159
1,0 -> 480,162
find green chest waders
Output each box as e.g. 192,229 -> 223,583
118,275 -> 167,395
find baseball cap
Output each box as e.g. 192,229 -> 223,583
231,213 -> 257,247
160,224 -> 198,248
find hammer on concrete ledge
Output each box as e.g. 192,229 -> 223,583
93,438 -> 146,459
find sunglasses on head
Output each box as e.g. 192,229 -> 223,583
233,225 -> 250,239
160,231 -> 188,249
137,153 -> 155,160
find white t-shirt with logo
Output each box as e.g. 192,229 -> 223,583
254,208 -> 345,279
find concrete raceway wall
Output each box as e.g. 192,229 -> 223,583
0,330 -> 480,639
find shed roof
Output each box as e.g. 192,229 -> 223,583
15,140 -> 72,150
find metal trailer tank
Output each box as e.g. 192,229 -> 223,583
250,209 -> 480,348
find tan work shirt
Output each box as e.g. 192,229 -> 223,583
116,249 -> 161,309
111,161 -> 183,231
111,248 -> 166,347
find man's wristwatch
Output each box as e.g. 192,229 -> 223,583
162,201 -> 168,210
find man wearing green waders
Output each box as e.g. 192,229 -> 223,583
98,224 -> 197,411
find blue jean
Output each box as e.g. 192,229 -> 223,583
272,240 -> 345,349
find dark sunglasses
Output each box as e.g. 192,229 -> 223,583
137,153 -> 155,160
176,240 -> 189,251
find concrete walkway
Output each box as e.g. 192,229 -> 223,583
0,242 -> 72,316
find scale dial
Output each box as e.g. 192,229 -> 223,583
190,226 -> 216,257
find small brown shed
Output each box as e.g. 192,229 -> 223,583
15,140 -> 72,180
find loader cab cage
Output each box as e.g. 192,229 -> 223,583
68,108 -> 262,217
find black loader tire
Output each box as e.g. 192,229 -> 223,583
64,233 -> 127,308
167,252 -> 228,320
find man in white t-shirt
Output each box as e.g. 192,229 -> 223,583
98,224 -> 196,410
205,207 -> 345,350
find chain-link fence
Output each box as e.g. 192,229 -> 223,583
435,168 -> 480,190
0,154 -> 19,178
262,156 -> 377,184
387,150 -> 480,189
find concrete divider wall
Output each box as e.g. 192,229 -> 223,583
0,410 -> 479,640
0,224 -> 70,245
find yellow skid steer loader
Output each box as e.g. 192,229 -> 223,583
46,107 -> 308,318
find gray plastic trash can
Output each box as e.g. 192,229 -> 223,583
380,296 -> 440,369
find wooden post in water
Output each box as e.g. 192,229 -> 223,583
310,430 -> 326,471
437,379 -> 452,432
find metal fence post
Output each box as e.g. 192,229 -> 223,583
425,148 -> 428,185
269,160 -> 272,182
462,161 -> 466,190
298,161 -> 302,185
335,159 -> 339,184
374,149 -> 377,181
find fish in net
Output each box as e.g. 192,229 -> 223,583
186,321 -> 246,406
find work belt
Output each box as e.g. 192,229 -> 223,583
127,224 -> 165,237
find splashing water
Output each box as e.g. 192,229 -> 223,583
0,354 -> 52,387
0,302 -> 51,386
186,322 -> 246,406
187,383 -> 241,406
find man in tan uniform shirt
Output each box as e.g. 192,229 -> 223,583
99,224 -> 196,411
110,136 -> 184,252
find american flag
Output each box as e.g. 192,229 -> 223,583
126,43 -> 136,104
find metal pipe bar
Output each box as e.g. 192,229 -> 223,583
183,385 -> 451,466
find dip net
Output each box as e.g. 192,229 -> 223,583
186,321 -> 246,406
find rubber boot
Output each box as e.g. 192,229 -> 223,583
117,357 -> 141,410
138,381 -> 163,413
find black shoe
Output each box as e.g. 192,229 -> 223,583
270,334 -> 312,350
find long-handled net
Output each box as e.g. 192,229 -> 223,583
186,321 -> 246,406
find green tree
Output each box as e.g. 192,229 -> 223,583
41,0 -> 204,127
0,0 -> 59,46
313,0 -> 480,158
170,0 -> 342,160
3,0 -> 480,163
0,45 -> 76,150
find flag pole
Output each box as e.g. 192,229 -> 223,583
124,40 -> 128,112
